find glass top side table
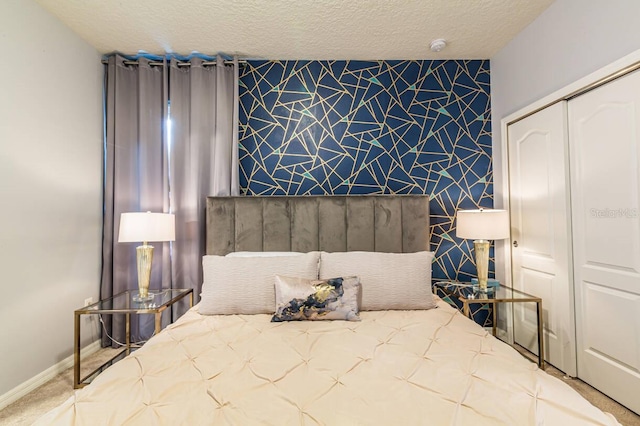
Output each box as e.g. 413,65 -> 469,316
434,282 -> 544,369
74,288 -> 193,388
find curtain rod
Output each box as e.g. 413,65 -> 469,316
101,59 -> 247,67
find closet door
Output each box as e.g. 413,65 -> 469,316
569,69 -> 640,414
508,102 -> 575,375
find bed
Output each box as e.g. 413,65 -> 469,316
37,196 -> 620,425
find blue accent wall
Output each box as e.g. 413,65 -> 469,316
238,60 -> 493,281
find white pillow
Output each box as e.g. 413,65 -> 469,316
319,251 -> 436,311
226,251 -> 303,257
200,252 -> 320,315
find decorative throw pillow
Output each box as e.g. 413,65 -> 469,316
319,251 -> 436,311
200,252 -> 321,315
272,275 -> 361,322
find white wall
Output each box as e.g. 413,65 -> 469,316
490,0 -> 640,281
0,0 -> 103,399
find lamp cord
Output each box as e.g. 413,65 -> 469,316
98,314 -> 154,348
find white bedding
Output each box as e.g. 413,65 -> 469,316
37,300 -> 619,425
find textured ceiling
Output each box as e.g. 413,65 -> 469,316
34,0 -> 554,59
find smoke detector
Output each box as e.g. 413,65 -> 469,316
430,39 -> 447,52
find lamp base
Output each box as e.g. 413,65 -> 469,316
471,278 -> 500,288
135,243 -> 154,303
133,293 -> 155,303
472,284 -> 495,295
473,239 -> 491,291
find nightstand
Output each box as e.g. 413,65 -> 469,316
74,288 -> 193,388
434,281 -> 495,327
433,281 -> 545,369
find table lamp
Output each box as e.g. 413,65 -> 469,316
118,211 -> 175,302
456,208 -> 510,291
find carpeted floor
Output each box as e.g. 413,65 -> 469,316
1,347 -> 639,425
543,366 -> 640,425
0,348 -> 121,426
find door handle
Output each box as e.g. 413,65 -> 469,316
513,240 -> 518,247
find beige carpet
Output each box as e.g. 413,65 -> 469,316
0,348 -> 121,426
515,346 -> 640,426
543,365 -> 640,425
1,347 -> 639,425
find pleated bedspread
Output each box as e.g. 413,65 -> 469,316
37,300 -> 619,425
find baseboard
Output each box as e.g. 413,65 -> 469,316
0,340 -> 102,411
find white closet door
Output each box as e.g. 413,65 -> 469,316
569,70 -> 640,414
508,102 -> 575,375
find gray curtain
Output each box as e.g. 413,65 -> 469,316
169,57 -> 240,303
101,55 -> 171,345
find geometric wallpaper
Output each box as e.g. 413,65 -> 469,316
238,60 -> 493,281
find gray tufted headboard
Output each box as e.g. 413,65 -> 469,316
206,195 -> 430,255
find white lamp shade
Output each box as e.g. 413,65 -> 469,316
118,212 -> 175,243
456,209 -> 510,240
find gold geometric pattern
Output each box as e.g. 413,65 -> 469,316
239,60 -> 493,280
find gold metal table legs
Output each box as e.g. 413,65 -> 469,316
462,299 -> 545,370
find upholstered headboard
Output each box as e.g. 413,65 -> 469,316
206,196 -> 430,255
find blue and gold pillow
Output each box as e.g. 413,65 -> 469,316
272,275 -> 361,322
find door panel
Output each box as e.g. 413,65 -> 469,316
584,282 -> 640,369
508,101 -> 575,375
569,69 -> 640,414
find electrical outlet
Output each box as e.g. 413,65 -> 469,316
84,297 -> 94,307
